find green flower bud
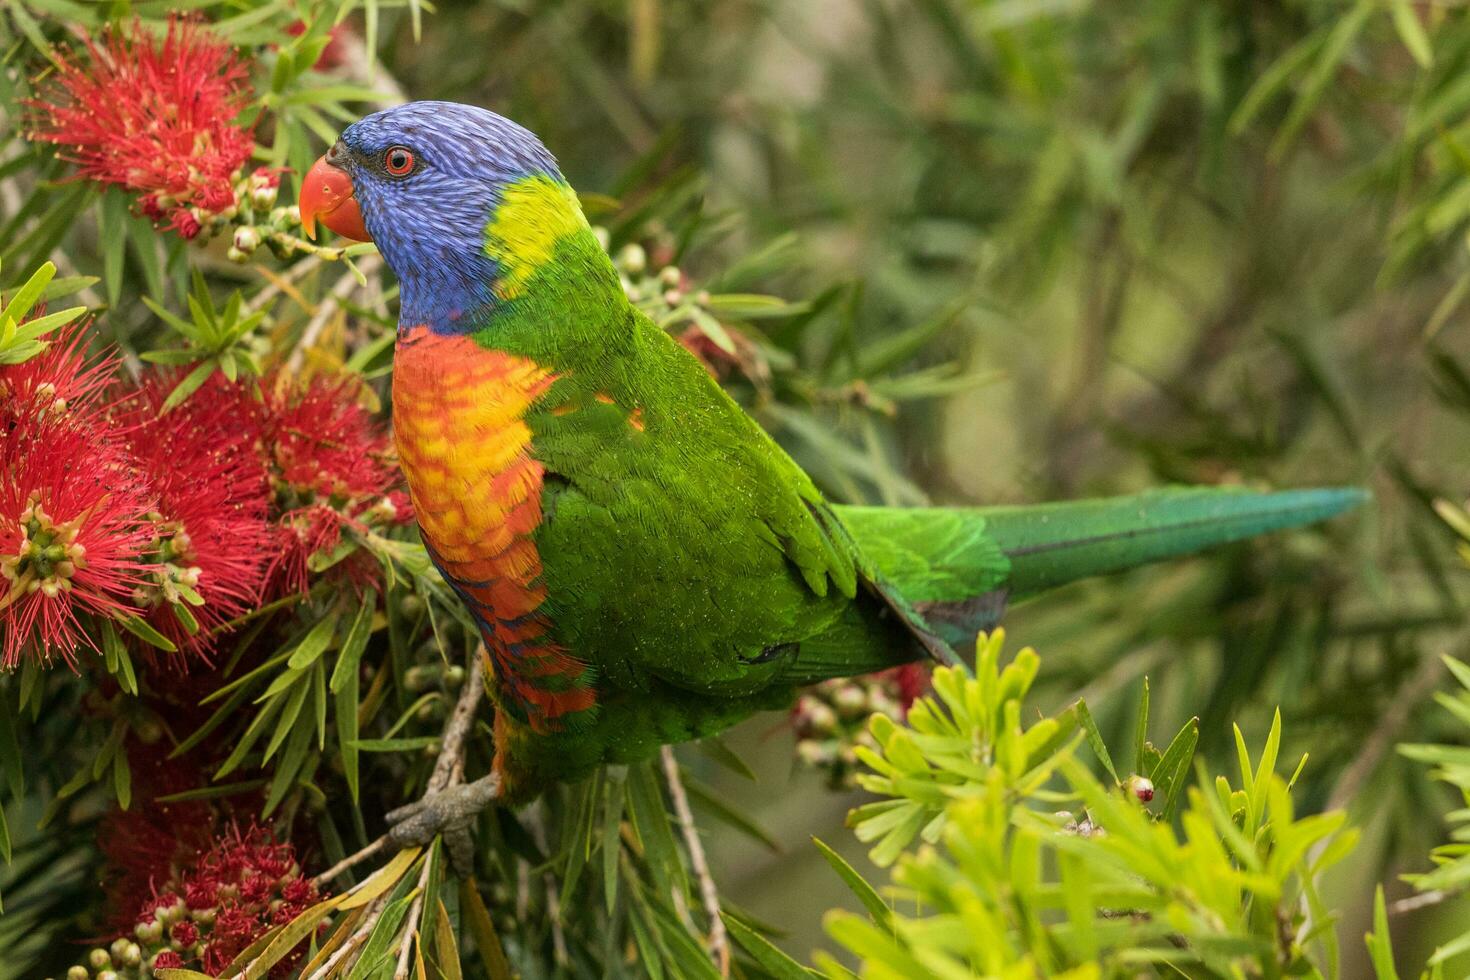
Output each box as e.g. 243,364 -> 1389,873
251,183 -> 279,211
404,664 -> 438,692
233,226 -> 261,254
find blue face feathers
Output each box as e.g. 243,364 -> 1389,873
336,101 -> 564,330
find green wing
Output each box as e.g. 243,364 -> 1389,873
526,309 -> 909,698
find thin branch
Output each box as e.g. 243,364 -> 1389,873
302,893 -> 388,980
661,744 -> 730,977
1390,888 -> 1450,916
393,850 -> 435,979
246,253 -> 325,313
1326,651 -> 1445,813
285,255 -> 382,372
312,833 -> 390,888
430,646 -> 485,793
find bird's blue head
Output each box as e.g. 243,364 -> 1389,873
300,101 -> 580,331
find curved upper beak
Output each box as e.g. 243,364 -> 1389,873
300,149 -> 370,242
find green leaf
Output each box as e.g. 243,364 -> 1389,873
1389,0 -> 1433,68
812,837 -> 891,928
461,877 -> 515,980
113,748 -> 131,810
116,615 -> 178,653
696,737 -> 757,782
100,189 -> 128,306
330,591 -> 376,693
1073,699 -> 1119,784
241,895 -> 344,980
626,762 -> 686,898
1150,717 -> 1199,823
348,736 -> 441,752
160,360 -> 218,412
603,768 -> 626,913
0,260 -> 54,326
683,776 -> 780,852
263,678 -> 310,763
336,653 -> 361,804
286,609 -> 341,670
1365,886 -> 1401,980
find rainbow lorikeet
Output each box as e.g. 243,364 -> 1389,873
300,101 -> 1363,837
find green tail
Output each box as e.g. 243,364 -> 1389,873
836,486 -> 1366,650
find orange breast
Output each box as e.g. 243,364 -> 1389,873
392,326 -> 595,730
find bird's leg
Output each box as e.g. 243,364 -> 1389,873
382,645 -> 500,876
387,772 -> 500,874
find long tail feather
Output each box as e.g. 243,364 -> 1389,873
983,485 -> 1367,601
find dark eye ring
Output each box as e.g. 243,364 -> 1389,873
383,146 -> 415,176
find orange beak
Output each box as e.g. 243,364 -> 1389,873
299,153 -> 370,242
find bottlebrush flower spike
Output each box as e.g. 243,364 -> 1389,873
0,320 -> 113,425
111,372 -> 274,658
25,17 -> 254,239
0,415 -> 152,667
262,373 -> 410,595
105,823 -> 327,977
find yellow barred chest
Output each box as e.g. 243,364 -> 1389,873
392,326 -> 595,730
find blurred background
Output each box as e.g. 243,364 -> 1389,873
367,1 -> 1470,973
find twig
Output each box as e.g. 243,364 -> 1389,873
246,253 -> 324,313
393,850 -> 435,979
312,833 -> 391,888
661,745 -> 730,976
286,255 -> 382,373
1310,651 -> 1450,924
1390,888 -> 1450,916
525,803 -> 570,966
430,648 -> 485,792
1326,651 -> 1445,813
302,893 -> 387,980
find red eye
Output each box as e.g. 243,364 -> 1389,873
383,146 -> 414,176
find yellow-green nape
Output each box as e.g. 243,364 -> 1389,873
483,174 -> 590,301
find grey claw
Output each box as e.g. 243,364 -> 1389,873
387,773 -> 502,876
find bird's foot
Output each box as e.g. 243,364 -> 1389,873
387,772 -> 501,876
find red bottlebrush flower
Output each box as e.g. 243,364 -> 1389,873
267,374 -> 394,501
0,412 -> 152,667
25,17 -> 254,237
0,321 -> 114,426
262,373 -> 407,595
111,372 -> 274,658
109,822 -> 326,977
